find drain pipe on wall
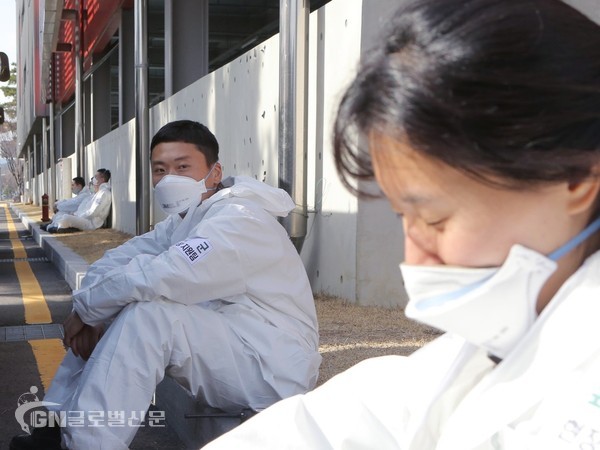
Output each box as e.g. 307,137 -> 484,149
73,0 -> 85,177
278,0 -> 310,253
134,0 -> 150,234
49,101 -> 56,205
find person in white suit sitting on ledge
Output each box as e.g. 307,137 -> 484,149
53,177 -> 90,214
46,169 -> 112,234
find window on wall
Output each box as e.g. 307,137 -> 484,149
208,0 -> 333,73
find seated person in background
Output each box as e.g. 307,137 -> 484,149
53,176 -> 90,214
9,120 -> 320,450
41,177 -> 90,231
46,169 -> 112,234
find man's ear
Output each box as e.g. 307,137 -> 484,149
211,162 -> 223,187
567,165 -> 600,216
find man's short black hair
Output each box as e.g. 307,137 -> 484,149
73,176 -> 86,187
150,120 -> 220,165
97,168 -> 111,183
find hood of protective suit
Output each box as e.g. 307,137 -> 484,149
219,176 -> 295,217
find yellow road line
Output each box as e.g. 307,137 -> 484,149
4,205 -> 66,388
4,205 -> 52,324
29,339 -> 66,391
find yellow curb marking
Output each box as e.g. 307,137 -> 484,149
4,205 -> 66,388
5,205 -> 52,324
29,339 -> 66,390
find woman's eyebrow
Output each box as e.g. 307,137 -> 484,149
400,193 -> 435,205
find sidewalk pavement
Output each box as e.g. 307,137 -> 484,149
9,204 -> 246,449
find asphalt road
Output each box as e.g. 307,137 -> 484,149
0,203 -> 187,449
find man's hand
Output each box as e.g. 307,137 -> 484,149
63,311 -> 85,348
69,324 -> 105,360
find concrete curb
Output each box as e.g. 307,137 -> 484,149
10,204 -> 89,290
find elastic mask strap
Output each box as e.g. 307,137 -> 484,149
413,274 -> 495,311
204,162 -> 219,192
548,216 -> 600,261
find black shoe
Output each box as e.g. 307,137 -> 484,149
40,224 -> 48,231
46,226 -> 58,234
55,227 -> 79,234
9,425 -> 61,450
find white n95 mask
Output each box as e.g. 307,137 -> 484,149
154,175 -> 208,214
153,164 -> 218,215
401,217 -> 600,359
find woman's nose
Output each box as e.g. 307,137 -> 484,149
403,222 -> 443,265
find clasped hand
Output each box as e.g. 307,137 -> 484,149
63,311 -> 105,361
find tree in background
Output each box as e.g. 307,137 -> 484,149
0,63 -> 23,199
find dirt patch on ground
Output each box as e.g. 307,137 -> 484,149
53,228 -> 133,264
315,296 -> 440,384
14,203 -> 440,385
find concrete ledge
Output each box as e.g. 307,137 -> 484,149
11,204 -> 90,290
156,377 -> 252,448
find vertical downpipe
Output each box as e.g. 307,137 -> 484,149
32,137 -> 38,205
49,101 -> 56,205
135,0 -> 150,234
74,0 -> 85,176
278,0 -> 309,253
42,117 -> 48,196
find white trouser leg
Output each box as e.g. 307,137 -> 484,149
56,215 -> 94,231
47,299 -> 278,450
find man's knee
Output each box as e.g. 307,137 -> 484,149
116,300 -> 184,330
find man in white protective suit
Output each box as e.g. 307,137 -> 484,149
49,176 -> 90,216
41,177 -> 89,231
45,169 -> 112,234
201,0 -> 600,449
9,120 -> 321,450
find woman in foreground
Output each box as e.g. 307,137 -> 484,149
205,0 -> 600,448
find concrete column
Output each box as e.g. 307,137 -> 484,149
171,0 -> 208,93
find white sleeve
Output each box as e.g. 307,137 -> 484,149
56,197 -> 79,214
79,218 -> 176,289
203,356 -> 411,450
72,202 -> 281,326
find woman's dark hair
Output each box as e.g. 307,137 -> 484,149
72,176 -> 86,187
97,168 -> 111,183
334,0 -> 600,195
150,120 -> 220,165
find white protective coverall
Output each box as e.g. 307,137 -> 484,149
44,176 -> 321,449
55,189 -> 91,214
205,250 -> 600,450
55,183 -> 112,231
48,190 -> 91,227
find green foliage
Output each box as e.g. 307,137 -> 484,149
0,62 -> 22,195
0,63 -> 17,122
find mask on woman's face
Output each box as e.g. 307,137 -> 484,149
153,164 -> 217,215
72,186 -> 82,195
401,217 -> 600,359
